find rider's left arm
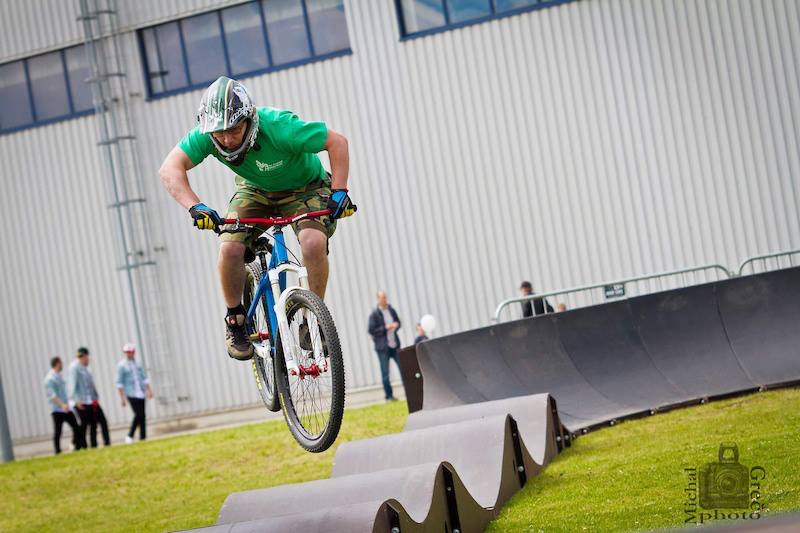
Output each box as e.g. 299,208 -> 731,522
323,129 -> 349,190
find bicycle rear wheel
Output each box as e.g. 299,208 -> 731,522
244,263 -> 279,412
275,289 -> 345,452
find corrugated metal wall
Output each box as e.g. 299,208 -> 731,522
2,0 -> 799,440
0,0 -> 247,59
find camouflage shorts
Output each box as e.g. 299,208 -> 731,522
220,176 -> 337,248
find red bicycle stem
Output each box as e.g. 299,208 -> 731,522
221,209 -> 331,227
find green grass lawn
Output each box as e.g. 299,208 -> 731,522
489,388 -> 800,532
1,389 -> 798,533
0,401 -> 408,533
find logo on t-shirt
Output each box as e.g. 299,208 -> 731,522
256,159 -> 285,172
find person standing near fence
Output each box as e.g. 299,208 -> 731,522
367,291 -> 402,401
44,357 -> 83,454
116,343 -> 153,443
519,281 -> 554,317
69,347 -> 111,448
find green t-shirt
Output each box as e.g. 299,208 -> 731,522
177,107 -> 328,192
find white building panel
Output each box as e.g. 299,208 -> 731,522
0,0 -> 85,60
1,0 -> 799,440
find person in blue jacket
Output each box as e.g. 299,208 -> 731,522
68,347 -> 111,448
115,343 -> 153,443
44,356 -> 82,454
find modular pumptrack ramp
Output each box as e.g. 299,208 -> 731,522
412,266 -> 800,432
192,394 -> 566,532
190,267 -> 799,532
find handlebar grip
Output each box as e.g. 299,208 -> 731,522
340,204 -> 357,218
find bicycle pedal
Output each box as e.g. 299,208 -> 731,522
249,331 -> 270,341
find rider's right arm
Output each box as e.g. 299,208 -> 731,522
159,146 -> 202,210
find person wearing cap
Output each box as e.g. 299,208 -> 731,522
519,281 -> 554,318
68,347 -> 111,448
115,343 -> 153,443
44,356 -> 83,454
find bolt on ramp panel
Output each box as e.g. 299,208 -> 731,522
717,266 -> 800,387
629,282 -> 758,397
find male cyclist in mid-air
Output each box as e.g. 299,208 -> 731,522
159,76 -> 354,361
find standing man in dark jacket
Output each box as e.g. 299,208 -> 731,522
367,291 -> 401,401
520,281 -> 554,317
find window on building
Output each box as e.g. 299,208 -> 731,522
496,0 -> 541,11
306,0 -> 349,56
397,0 -> 565,38
262,0 -> 311,65
447,0 -> 491,24
139,0 -> 351,99
155,22 -> 189,93
0,61 -> 34,130
182,12 -> 228,85
0,44 -> 94,135
28,51 -> 71,121
222,2 -> 270,76
399,0 -> 446,34
65,46 -> 94,113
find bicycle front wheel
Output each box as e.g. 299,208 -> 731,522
275,289 -> 345,452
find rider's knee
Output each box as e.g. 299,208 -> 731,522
219,241 -> 246,263
299,230 -> 327,262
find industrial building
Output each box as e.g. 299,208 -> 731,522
1,0 -> 797,442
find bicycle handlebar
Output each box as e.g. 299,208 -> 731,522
221,209 -> 331,227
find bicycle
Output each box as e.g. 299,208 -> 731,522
216,209 -> 348,452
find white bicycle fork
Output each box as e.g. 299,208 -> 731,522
268,265 -> 326,374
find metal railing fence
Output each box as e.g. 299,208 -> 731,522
738,249 -> 800,276
494,264 -> 731,322
495,248 -> 800,323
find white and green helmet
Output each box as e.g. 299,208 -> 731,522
197,76 -> 259,163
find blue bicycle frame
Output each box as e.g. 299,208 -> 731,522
245,228 -> 289,356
